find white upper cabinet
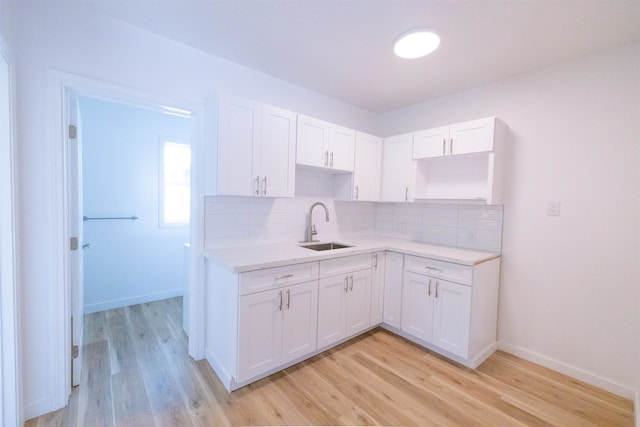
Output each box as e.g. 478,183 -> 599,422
216,96 -> 260,197
352,132 -> 382,201
413,117 -> 496,160
259,105 -> 297,197
213,95 -> 296,198
296,115 -> 355,172
448,118 -> 495,155
413,117 -> 506,204
381,133 -> 415,202
412,125 -> 450,159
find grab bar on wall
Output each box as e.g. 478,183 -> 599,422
83,215 -> 138,221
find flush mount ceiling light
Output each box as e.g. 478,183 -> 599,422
394,29 -> 440,59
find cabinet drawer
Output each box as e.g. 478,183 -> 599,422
404,255 -> 472,286
239,262 -> 319,295
319,253 -> 372,278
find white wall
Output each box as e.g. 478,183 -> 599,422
379,42 -> 640,398
7,3 -> 378,419
79,96 -> 190,313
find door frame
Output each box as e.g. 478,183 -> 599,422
0,36 -> 20,427
48,69 -> 207,404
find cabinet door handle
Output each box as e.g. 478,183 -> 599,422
349,275 -> 354,292
344,276 -> 349,293
373,253 -> 378,268
324,151 -> 329,166
442,138 -> 446,156
405,187 -> 409,202
435,281 -> 439,298
449,138 -> 453,155
355,185 -> 359,200
255,176 -> 260,195
278,290 -> 283,311
330,152 -> 334,167
262,176 -> 267,195
286,289 -> 291,309
428,279 -> 432,296
275,273 -> 293,280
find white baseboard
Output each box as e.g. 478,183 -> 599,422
83,289 -> 183,314
499,341 -> 636,400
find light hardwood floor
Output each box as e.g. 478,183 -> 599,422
27,297 -> 634,426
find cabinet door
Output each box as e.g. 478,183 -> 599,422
353,132 -> 382,201
449,117 -> 495,155
345,269 -> 372,337
413,125 -> 449,159
383,251 -> 403,328
370,252 -> 386,325
317,275 -> 348,349
329,124 -> 355,171
238,288 -> 283,382
217,96 -> 261,196
401,272 -> 434,342
381,133 -> 415,202
282,281 -> 318,364
432,279 -> 471,358
260,106 -> 296,197
296,115 -> 329,168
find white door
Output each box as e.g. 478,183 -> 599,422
238,288 -> 283,382
328,124 -> 355,171
317,275 -> 347,349
345,269 -> 371,337
353,132 -> 382,201
401,272 -> 434,342
281,281 -> 318,364
382,251 -> 403,328
260,105 -> 296,197
296,115 -> 329,168
432,280 -> 471,358
449,117 -> 495,155
413,125 -> 450,159
68,94 -> 84,386
381,133 -> 415,202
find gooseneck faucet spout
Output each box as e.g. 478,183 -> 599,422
305,202 -> 330,242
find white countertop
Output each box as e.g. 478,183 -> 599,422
203,236 -> 500,273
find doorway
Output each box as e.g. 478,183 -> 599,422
55,73 -> 206,404
77,96 -> 191,315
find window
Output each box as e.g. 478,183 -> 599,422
160,140 -> 191,226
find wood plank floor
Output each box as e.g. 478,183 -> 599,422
27,297 -> 634,426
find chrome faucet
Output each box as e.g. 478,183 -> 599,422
305,202 -> 330,242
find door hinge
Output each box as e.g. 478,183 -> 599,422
72,345 -> 79,359
70,237 -> 78,251
68,124 -> 77,139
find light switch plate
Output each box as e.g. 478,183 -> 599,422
547,201 -> 561,216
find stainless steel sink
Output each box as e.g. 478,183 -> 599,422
300,242 -> 353,251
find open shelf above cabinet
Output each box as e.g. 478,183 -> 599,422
414,152 -> 496,203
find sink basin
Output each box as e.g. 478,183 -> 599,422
300,242 -> 353,251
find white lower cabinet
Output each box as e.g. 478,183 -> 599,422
369,251 -> 386,325
317,255 -> 372,349
238,280 -> 318,383
399,255 -> 498,362
205,249 -> 499,392
401,272 -> 471,357
382,251 -> 404,328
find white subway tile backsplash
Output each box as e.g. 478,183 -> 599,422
204,195 -> 503,253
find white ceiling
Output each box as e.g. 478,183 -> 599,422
82,0 -> 640,113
